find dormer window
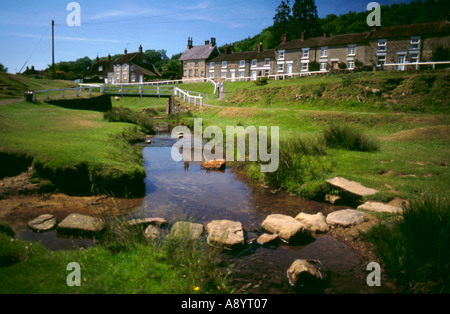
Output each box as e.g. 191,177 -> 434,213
410,37 -> 420,50
302,48 -> 309,59
210,62 -> 215,69
348,45 -> 356,56
222,61 -> 227,68
240,60 -> 245,67
251,59 -> 257,67
320,47 -> 328,57
278,50 -> 285,60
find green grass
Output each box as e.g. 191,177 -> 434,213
323,123 -> 380,152
0,218 -> 230,294
363,192 -> 450,293
0,101 -> 146,196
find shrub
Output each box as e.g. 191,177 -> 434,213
104,106 -> 155,134
255,76 -> 269,86
363,192 -> 450,293
323,123 -> 379,152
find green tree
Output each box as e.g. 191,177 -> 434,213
0,63 -> 8,73
290,0 -> 321,39
273,0 -> 291,45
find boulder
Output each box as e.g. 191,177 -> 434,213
357,201 -> 403,214
27,214 -> 57,232
256,233 -> 279,245
261,214 -> 311,244
170,221 -> 204,241
295,212 -> 329,233
326,177 -> 378,198
206,220 -> 245,249
326,209 -> 367,227
202,159 -> 226,170
57,214 -> 105,236
287,259 -> 323,287
144,225 -> 161,241
128,217 -> 168,228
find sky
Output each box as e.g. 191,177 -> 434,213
0,0 -> 415,73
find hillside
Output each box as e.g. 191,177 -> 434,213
0,72 -> 76,100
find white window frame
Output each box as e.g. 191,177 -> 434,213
410,53 -> 420,63
378,40 -> 387,52
277,63 -> 284,73
377,55 -> 386,66
221,71 -> 227,79
278,50 -> 285,60
348,45 -> 356,56
131,74 -> 136,82
222,61 -> 227,68
130,65 -> 134,72
301,62 -> 309,72
264,58 -> 270,67
123,73 -> 127,80
321,47 -> 328,58
123,63 -> 128,70
239,70 -> 245,78
264,69 -> 269,76
410,37 -> 420,50
320,62 -> 328,71
98,66 -> 103,72
210,62 -> 215,69
209,71 -> 214,78
302,48 -> 309,59
239,60 -> 245,67
251,59 -> 257,67
347,60 -> 355,70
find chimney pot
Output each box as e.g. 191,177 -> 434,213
281,33 -> 287,44
124,48 -> 128,55
139,45 -> 143,53
323,33 -> 327,37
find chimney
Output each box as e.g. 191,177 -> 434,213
187,37 -> 193,50
210,37 -> 216,47
205,40 -> 210,45
281,33 -> 287,44
301,30 -> 306,41
96,55 -> 100,63
108,54 -> 111,62
257,42 -> 263,53
124,48 -> 128,55
139,45 -> 143,53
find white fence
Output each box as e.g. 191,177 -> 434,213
381,60 -> 450,70
174,87 -> 203,107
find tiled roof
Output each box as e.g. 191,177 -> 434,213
366,20 -> 450,40
210,49 -> 276,62
278,32 -> 370,50
114,52 -> 140,64
179,45 -> 219,61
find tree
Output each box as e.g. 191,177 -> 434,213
0,63 -> 8,73
290,0 -> 321,39
273,0 -> 291,45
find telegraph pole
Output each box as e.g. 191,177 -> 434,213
52,20 -> 55,80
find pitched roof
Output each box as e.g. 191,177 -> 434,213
210,49 -> 276,62
366,20 -> 450,40
114,52 -> 140,64
179,44 -> 219,61
278,32 -> 370,50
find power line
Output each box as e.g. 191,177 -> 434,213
18,25 -> 51,73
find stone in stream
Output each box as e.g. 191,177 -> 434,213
206,220 -> 245,249
144,225 -> 161,241
326,177 -> 378,198
287,259 -> 323,287
357,201 -> 403,214
261,214 -> 312,244
27,214 -> 57,232
256,233 -> 279,245
170,221 -> 204,241
326,209 -> 368,227
57,213 -> 105,236
295,212 -> 329,234
128,217 -> 168,228
202,159 -> 226,170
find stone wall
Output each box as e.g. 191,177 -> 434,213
166,96 -> 188,115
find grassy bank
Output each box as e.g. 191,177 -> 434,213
0,99 -> 148,197
0,218 -> 230,294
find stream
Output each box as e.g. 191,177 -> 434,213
132,126 -> 397,294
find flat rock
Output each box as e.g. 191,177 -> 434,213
27,214 -> 57,232
206,220 -> 245,249
326,177 -> 378,197
256,233 -> 279,245
202,159 -> 226,170
295,212 -> 329,233
170,221 -> 204,241
287,259 -> 323,287
357,201 -> 403,214
261,214 -> 311,244
128,217 -> 168,228
57,213 -> 105,235
326,209 -> 367,227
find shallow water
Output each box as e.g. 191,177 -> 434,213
134,132 -> 398,294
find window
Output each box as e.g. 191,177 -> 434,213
378,40 -> 387,52
183,70 -> 187,77
264,69 -> 269,76
130,65 -> 134,72
302,62 -> 309,72
410,37 -> 420,50
277,64 -> 284,72
240,60 -> 245,67
189,70 -> 192,77
123,64 -> 128,70
239,70 -> 245,78
201,71 -> 204,77
347,60 -> 355,70
116,73 -> 120,80
302,48 -> 309,59
131,74 -> 136,82
320,62 -> 327,71
195,61 -> 199,67
348,45 -> 356,56
123,73 -> 127,80
377,55 -> 386,66
410,53 -> 419,63
116,65 -> 120,71
209,71 -> 214,78
210,62 -> 215,69
222,61 -> 227,68
278,50 -> 285,60
221,71 -> 227,79
264,58 -> 270,66
195,69 -> 198,77
251,59 -> 257,67
98,66 -> 103,72
321,47 -> 328,57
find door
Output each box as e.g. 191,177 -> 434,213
140,75 -> 144,83
286,63 -> 293,75
230,71 -> 236,82
397,55 -> 405,71
251,71 -> 257,81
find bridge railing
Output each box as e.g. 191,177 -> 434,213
174,87 -> 203,107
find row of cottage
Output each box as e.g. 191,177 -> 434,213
180,20 -> 450,81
